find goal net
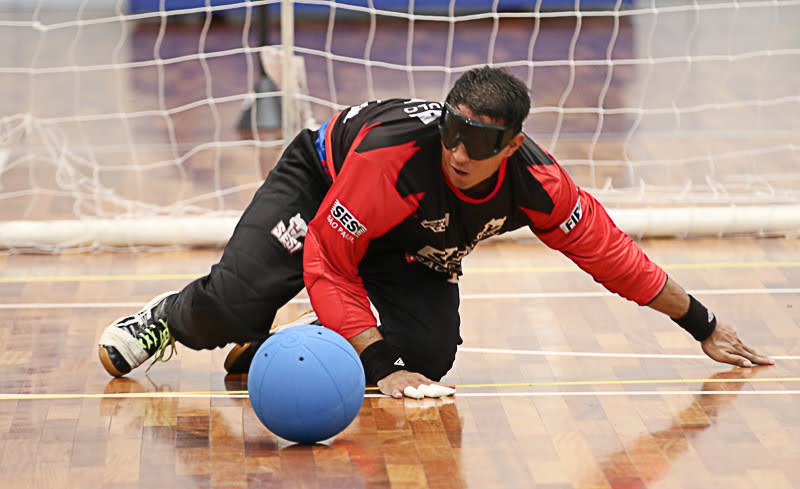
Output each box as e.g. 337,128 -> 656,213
1,0 -> 798,251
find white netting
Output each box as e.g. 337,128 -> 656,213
1,0 -> 799,251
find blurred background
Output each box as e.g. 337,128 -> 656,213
0,0 -> 798,248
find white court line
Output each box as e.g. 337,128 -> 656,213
2,291 -> 798,359
0,302 -> 146,309
0,390 -> 798,401
367,390 -> 800,398
459,288 -> 800,300
1,287 -> 799,310
2,290 -> 797,360
459,347 -> 800,361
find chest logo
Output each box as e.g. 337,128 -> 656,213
475,217 -> 506,241
420,213 -> 449,233
412,217 -> 507,274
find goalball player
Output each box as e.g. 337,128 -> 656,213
98,66 -> 772,398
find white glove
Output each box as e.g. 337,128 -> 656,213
403,383 -> 456,399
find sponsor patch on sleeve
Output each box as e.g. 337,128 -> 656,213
326,199 -> 368,243
270,213 -> 307,254
559,196 -> 583,234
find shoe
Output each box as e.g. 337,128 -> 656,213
98,291 -> 178,377
223,309 -> 320,375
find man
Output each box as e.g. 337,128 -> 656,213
98,67 -> 773,399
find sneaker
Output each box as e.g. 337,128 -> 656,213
98,291 -> 178,377
223,309 -> 320,375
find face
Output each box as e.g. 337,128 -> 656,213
440,105 -> 524,190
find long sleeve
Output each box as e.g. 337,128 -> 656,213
520,162 -> 667,306
303,139 -> 422,338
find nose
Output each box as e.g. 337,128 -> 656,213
450,142 -> 471,164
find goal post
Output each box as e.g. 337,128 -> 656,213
2,205 -> 799,251
1,0 -> 798,251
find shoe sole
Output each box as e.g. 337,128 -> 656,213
223,309 -> 320,374
223,342 -> 253,374
98,346 -> 126,378
96,291 -> 178,378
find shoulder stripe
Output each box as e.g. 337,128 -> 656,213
323,111 -> 342,182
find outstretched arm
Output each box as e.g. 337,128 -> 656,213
648,277 -> 773,367
520,149 -> 773,369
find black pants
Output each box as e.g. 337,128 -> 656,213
167,130 -> 461,381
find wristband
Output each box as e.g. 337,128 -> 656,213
672,295 -> 717,341
359,340 -> 405,384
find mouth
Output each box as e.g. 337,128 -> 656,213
449,162 -> 469,177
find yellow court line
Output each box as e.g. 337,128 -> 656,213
452,376 -> 800,389
0,376 -> 798,401
3,261 -> 800,283
0,274 -> 198,284
466,261 -> 800,274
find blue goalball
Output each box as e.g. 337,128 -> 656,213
247,324 -> 366,444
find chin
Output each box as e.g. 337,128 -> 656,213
449,174 -> 472,189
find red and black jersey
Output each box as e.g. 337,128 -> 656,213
303,99 -> 667,339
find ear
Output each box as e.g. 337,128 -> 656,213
502,133 -> 525,158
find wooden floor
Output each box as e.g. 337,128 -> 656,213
1,5 -> 799,488
1,237 -> 799,488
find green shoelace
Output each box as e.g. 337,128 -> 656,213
145,319 -> 177,373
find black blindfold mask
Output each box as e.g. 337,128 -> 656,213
438,103 -> 516,160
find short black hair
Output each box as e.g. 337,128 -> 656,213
445,66 -> 530,134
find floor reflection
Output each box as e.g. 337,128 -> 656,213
580,368 -> 759,488
100,374 -> 466,487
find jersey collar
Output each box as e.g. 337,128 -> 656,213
442,157 -> 508,204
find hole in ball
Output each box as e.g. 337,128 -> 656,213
299,356 -> 304,361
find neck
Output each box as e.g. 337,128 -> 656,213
461,171 -> 499,199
